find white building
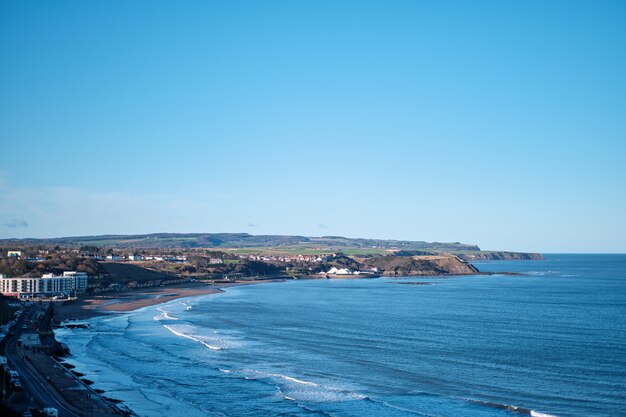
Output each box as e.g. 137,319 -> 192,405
106,255 -> 122,261
0,271 -> 88,298
128,254 -> 143,261
326,267 -> 353,275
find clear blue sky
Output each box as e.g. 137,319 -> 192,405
1,1 -> 625,252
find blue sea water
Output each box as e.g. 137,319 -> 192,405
55,254 -> 626,417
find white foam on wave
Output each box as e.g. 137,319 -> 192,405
462,397 -> 558,417
527,270 -> 560,276
162,324 -> 221,350
241,369 -> 366,403
530,411 -> 558,417
277,374 -> 320,387
153,306 -> 180,321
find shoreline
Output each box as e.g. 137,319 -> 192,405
53,271 -> 512,322
48,271 -> 524,416
46,279 -> 290,416
52,278 -> 290,322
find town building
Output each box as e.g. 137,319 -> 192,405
7,251 -> 22,258
19,332 -> 41,348
0,271 -> 88,298
326,267 -> 353,275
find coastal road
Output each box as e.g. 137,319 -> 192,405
4,306 -> 80,416
3,306 -> 92,417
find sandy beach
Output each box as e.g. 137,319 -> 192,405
52,279 -> 289,322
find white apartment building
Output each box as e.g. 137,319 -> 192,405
0,271 -> 89,298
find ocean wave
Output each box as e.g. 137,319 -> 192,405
241,369 -> 366,403
154,306 -> 180,321
162,324 -> 222,350
467,399 -> 557,416
530,411 -> 558,417
365,397 -> 435,417
526,271 -> 560,276
294,402 -> 341,417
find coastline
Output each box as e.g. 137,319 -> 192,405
45,264 -> 589,417
44,279 -> 290,416
47,272 -> 493,415
52,279 -> 289,322
53,270 -> 500,323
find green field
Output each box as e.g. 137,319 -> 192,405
1,233 -> 481,253
226,246 -> 391,256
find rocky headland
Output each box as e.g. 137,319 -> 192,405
457,251 -> 544,261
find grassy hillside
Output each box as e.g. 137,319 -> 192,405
0,233 -> 481,253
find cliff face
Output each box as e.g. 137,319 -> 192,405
458,252 -> 544,261
362,255 -> 478,276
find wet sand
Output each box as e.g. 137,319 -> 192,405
53,279 -> 289,321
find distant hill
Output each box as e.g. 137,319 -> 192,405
0,232 -> 481,252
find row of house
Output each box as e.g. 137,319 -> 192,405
105,254 -> 188,262
0,271 -> 89,298
241,254 -> 330,263
3,250 -> 188,264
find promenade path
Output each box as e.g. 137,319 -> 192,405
3,304 -> 127,417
